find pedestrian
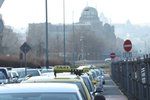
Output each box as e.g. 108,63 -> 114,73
94,93 -> 106,100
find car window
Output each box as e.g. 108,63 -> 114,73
0,69 -> 8,79
17,69 -> 40,78
12,72 -> 18,77
0,72 -> 6,79
75,82 -> 87,100
17,70 -> 26,78
90,71 -> 97,79
0,93 -> 79,100
41,69 -> 53,73
27,70 -> 40,76
82,77 -> 94,92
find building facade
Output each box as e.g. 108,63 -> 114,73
27,6 -> 116,64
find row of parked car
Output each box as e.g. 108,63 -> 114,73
0,65 -> 106,100
0,67 -> 41,83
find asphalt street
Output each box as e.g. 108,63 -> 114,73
103,74 -> 128,100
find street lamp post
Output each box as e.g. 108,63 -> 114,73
63,0 -> 66,65
80,35 -> 84,60
45,0 -> 49,68
72,11 -> 75,65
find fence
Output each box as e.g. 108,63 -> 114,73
111,55 -> 150,100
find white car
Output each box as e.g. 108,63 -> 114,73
8,71 -> 19,83
0,67 -> 10,84
0,83 -> 83,100
0,72 -> 8,84
12,68 -> 41,82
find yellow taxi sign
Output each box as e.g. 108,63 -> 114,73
54,65 -> 71,73
82,68 -> 90,73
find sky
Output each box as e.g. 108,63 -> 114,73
1,0 -> 150,29
0,0 -> 150,53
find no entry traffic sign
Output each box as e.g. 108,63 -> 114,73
123,39 -> 132,52
110,52 -> 116,59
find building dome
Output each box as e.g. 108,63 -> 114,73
82,7 -> 98,17
79,7 -> 100,23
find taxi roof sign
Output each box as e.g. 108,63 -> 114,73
82,68 -> 90,73
54,65 -> 71,73
54,65 -> 85,77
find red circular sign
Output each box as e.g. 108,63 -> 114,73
123,39 -> 132,52
110,52 -> 116,59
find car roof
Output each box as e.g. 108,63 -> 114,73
0,83 -> 79,93
0,67 -> 7,69
12,68 -> 39,71
22,75 -> 91,100
77,65 -> 91,70
22,75 -> 82,83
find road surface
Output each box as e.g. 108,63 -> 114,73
103,74 -> 128,100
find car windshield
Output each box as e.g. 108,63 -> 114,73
0,72 -> 6,79
17,69 -> 40,78
36,81 -> 87,100
0,93 -> 79,100
41,69 -> 53,73
0,69 -> 8,79
26,70 -> 40,76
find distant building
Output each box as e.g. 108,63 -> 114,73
27,6 -> 116,63
114,20 -> 150,55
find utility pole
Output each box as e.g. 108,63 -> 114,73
63,0 -> 66,65
72,11 -> 75,65
0,0 -> 4,7
45,0 -> 49,68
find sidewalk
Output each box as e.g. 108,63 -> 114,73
103,74 -> 128,100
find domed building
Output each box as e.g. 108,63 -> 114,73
79,7 -> 100,24
79,7 -> 116,57
27,6 -> 117,62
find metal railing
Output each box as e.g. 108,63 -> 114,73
111,55 -> 150,100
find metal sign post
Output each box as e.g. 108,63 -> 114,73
19,52 -> 23,67
24,53 -> 27,76
123,39 -> 132,99
20,42 -> 31,76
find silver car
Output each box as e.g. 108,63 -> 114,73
0,83 -> 83,100
0,68 -> 9,84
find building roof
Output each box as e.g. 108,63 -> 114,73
80,6 -> 100,23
